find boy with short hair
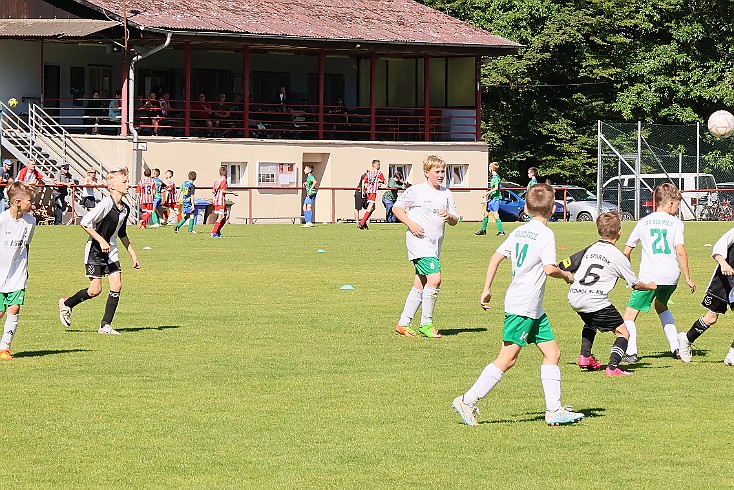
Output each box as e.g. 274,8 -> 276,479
622,183 -> 695,362
452,183 -> 584,426
163,169 -> 176,224
174,171 -> 197,234
0,182 -> 36,360
150,168 -> 164,227
302,164 -> 317,228
58,167 -> 140,335
476,161 -> 504,236
136,168 -> 154,228
393,155 -> 458,338
560,212 -> 656,376
358,159 -> 386,230
211,166 -> 237,238
527,167 -> 538,189
678,227 -> 734,364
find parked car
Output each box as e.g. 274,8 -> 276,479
554,186 -> 618,221
497,182 -> 563,222
601,187 -> 654,220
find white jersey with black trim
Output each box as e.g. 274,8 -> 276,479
0,210 -> 36,293
567,240 -> 639,313
625,211 -> 684,285
80,196 -> 129,265
497,219 -> 556,319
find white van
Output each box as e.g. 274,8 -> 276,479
603,173 -> 717,220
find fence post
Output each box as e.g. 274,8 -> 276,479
597,120 -> 602,217
331,188 -> 336,224
248,188 -> 253,224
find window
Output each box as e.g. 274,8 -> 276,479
445,164 -> 466,187
388,164 -> 411,183
88,65 -> 112,99
258,162 -> 298,187
223,162 -> 245,185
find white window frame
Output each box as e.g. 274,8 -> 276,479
388,163 -> 411,183
257,162 -> 298,187
445,164 -> 466,188
222,162 -> 245,185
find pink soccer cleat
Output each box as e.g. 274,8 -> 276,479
578,354 -> 603,370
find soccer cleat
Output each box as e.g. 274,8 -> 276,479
495,231 -> 506,236
0,349 -> 12,361
605,367 -> 633,376
419,323 -> 442,338
58,298 -> 72,327
621,353 -> 638,363
211,233 -> 222,238
98,324 -> 121,335
302,223 -> 314,228
149,223 -> 160,228
475,230 -> 486,236
395,324 -> 417,337
452,396 -> 479,426
725,351 -> 734,366
188,230 -> 197,234
174,226 -> 179,233
578,354 -> 603,370
677,332 -> 692,363
545,405 -> 584,426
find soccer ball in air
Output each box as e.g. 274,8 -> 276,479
708,110 -> 734,138
7,98 -> 18,108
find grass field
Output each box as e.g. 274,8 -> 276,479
3,220 -> 734,488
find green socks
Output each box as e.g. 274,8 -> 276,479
496,219 -> 504,233
481,216 -> 489,231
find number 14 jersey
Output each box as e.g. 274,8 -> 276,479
626,211 -> 684,285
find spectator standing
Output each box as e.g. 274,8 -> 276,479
108,91 -> 122,123
52,164 -> 75,225
17,160 -> 46,185
141,91 -> 162,136
82,169 -> 98,210
84,91 -> 106,134
192,93 -> 213,135
273,86 -> 288,112
1,160 -> 12,210
382,171 -> 406,223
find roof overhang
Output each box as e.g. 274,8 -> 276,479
0,19 -> 118,38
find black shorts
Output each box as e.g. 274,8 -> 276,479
701,291 -> 733,315
354,193 -> 368,210
86,261 -> 121,279
576,305 -> 624,333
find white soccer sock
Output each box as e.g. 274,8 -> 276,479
540,364 -> 562,412
625,320 -> 638,355
420,286 -> 440,326
0,313 -> 19,350
464,363 -> 504,406
659,310 -> 679,352
398,287 -> 423,326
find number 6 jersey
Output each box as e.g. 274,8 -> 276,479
625,211 -> 684,285
496,220 -> 557,319
562,240 -> 639,313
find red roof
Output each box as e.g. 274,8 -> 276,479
76,0 -> 519,49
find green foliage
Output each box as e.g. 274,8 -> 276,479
422,0 -> 734,187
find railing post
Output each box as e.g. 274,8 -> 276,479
248,188 -> 253,224
331,188 -> 336,224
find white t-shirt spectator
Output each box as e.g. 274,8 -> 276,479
626,211 -> 684,285
395,182 -> 458,261
497,220 -> 556,319
0,210 -> 36,293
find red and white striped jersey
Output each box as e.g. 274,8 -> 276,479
165,179 -> 177,207
136,177 -> 154,205
213,176 -> 227,207
363,170 -> 385,195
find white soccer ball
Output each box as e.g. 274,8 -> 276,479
708,110 -> 734,138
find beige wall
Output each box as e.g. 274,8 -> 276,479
75,136 -> 489,223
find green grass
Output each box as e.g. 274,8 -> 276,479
3,220 -> 734,488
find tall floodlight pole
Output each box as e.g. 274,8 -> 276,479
636,120 -> 642,220
597,120 -> 602,215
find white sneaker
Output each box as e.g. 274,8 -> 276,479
302,222 -> 313,228
725,351 -> 734,366
545,405 -> 584,426
58,298 -> 72,327
452,396 -> 479,426
150,223 -> 161,228
678,332 -> 692,363
98,324 -> 120,335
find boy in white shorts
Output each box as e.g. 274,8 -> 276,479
622,183 -> 695,362
678,226 -> 734,364
392,155 -> 458,338
560,212 -> 656,376
0,182 -> 36,360
452,183 -> 583,426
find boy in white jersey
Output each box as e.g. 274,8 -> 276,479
678,227 -> 734,364
560,212 -> 656,376
622,183 -> 695,362
393,155 -> 458,338
58,168 -> 140,335
452,184 -> 584,426
0,182 -> 36,360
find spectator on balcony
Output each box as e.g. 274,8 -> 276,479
140,91 -> 162,136
192,93 -> 213,136
328,96 -> 349,139
84,91 -> 107,134
52,164 -> 75,225
1,160 -> 12,210
108,91 -> 122,135
273,86 -> 288,112
16,160 -> 45,186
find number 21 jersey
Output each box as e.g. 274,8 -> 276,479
626,211 -> 684,285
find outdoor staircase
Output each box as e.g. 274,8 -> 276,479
0,102 -> 134,221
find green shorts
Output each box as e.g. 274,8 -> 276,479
503,313 -> 554,347
412,257 -> 441,276
0,290 -> 25,312
627,285 -> 677,312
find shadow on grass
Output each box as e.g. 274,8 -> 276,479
440,327 -> 488,336
14,348 -> 90,358
476,407 -> 605,425
115,325 -> 182,333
